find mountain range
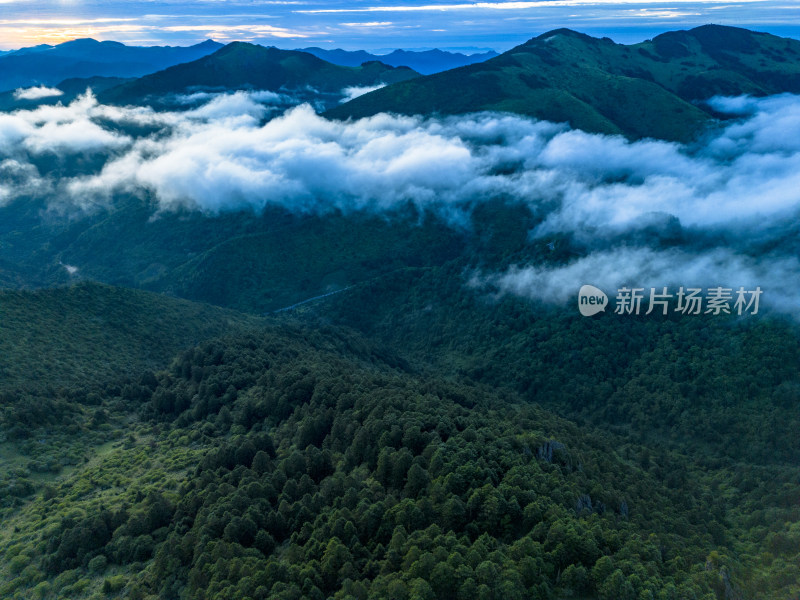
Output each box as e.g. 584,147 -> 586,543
97,42 -> 419,108
300,47 -> 498,74
328,25 -> 800,141
7,25 -> 799,143
0,38 -> 222,93
0,38 -> 493,99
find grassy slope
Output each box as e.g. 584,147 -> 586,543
0,282 -> 272,597
327,25 -> 800,142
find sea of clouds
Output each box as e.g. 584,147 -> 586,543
1,89 -> 798,311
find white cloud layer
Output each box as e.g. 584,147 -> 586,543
1,91 -> 799,313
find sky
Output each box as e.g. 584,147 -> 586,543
0,0 -> 799,52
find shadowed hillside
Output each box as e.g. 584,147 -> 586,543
99,42 -> 420,106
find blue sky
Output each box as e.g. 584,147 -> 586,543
1,0 -> 799,51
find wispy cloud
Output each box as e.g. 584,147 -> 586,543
340,22 -> 394,27
13,86 -> 64,101
473,248 -> 800,313
296,0 -> 764,14
0,18 -> 139,26
339,83 -> 387,102
162,24 -> 313,38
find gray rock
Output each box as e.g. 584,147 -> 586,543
537,440 -> 565,463
576,494 -> 593,514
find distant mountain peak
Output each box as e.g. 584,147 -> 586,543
223,40 -> 255,49
689,23 -> 758,35
59,38 -> 103,47
649,24 -> 766,56
302,46 -> 498,75
388,48 -> 449,57
536,28 -> 583,38
686,23 -> 765,47
214,41 -> 286,57
533,28 -> 602,43
360,59 -> 391,68
216,40 -> 254,53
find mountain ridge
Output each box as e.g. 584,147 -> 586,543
327,24 -> 800,141
98,42 -> 420,106
300,46 -> 498,74
0,38 -> 224,93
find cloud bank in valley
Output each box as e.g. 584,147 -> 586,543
1,91 -> 799,312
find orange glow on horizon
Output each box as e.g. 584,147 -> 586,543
0,24 -> 150,49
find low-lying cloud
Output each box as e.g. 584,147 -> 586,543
13,86 -> 64,101
340,83 -> 387,102
1,91 -> 799,313
473,248 -> 800,313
